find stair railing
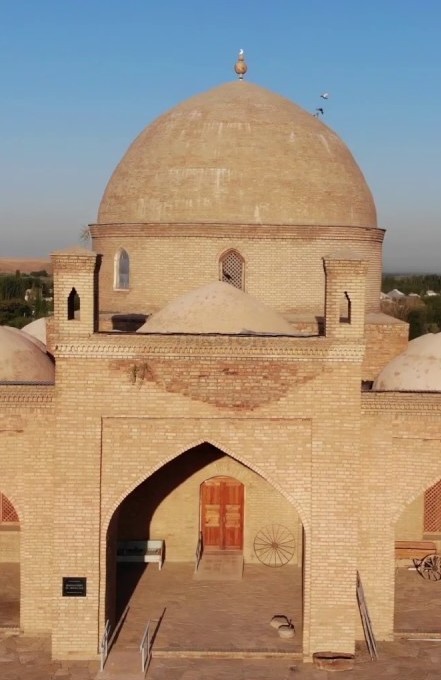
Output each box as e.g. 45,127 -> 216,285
139,608 -> 165,673
195,530 -> 203,572
99,619 -> 110,671
99,603 -> 130,672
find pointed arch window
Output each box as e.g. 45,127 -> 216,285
424,480 -> 441,532
340,291 -> 352,324
219,250 -> 244,290
0,492 -> 19,523
67,287 -> 80,320
114,249 -> 130,290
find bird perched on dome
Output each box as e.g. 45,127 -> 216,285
234,49 -> 248,80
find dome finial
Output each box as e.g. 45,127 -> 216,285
234,49 -> 247,80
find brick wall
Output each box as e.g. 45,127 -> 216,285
363,315 -> 409,380
0,529 -> 19,562
91,224 -> 383,317
0,387 -> 55,633
5,248 -> 441,663
360,393 -> 441,640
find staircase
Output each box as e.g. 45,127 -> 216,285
193,550 -> 244,581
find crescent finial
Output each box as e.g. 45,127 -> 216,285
234,49 -> 247,80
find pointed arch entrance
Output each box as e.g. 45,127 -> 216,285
200,476 -> 244,551
102,442 -> 304,657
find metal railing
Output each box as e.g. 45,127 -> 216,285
99,603 -> 130,672
140,619 -> 154,673
99,619 -> 111,672
139,609 -> 165,674
195,531 -> 203,572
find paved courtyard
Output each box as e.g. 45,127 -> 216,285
112,562 -> 302,654
2,563 -> 441,678
1,633 -> 441,680
394,567 -> 441,632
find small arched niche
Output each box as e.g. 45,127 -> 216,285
67,287 -> 80,320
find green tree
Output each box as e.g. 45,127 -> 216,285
0,300 -> 33,327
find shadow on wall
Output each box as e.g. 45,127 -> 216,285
106,443 -> 226,622
111,314 -> 147,332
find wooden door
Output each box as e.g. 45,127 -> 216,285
200,477 -> 244,551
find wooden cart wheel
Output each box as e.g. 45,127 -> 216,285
253,524 -> 296,567
414,553 -> 441,581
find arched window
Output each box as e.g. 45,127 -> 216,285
67,287 -> 80,320
219,250 -> 244,290
0,492 -> 19,523
424,480 -> 441,532
339,291 -> 352,324
114,249 -> 130,290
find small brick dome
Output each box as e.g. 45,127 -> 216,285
0,326 -> 54,382
22,317 -> 47,346
98,81 -> 377,229
136,281 -> 296,334
373,333 -> 441,392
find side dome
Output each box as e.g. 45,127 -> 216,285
136,281 -> 296,334
98,81 -> 377,228
22,317 -> 47,346
373,333 -> 441,392
0,326 -> 54,382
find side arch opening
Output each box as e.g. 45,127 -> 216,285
0,491 -> 20,627
394,477 -> 441,634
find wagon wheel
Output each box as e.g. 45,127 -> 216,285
414,554 -> 441,581
253,524 -> 296,567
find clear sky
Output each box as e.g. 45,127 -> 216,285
1,0 -> 440,272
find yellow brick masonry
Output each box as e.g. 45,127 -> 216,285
360,393 -> 441,641
0,386 -> 55,633
2,249 -> 441,664
90,224 -> 384,316
363,316 -> 409,380
46,242 -> 368,660
49,337 -> 363,659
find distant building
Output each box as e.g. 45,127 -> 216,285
386,288 -> 406,300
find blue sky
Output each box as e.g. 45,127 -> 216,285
1,0 -> 440,271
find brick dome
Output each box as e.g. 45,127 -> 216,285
97,81 -> 377,228
137,281 -> 296,335
0,326 -> 54,382
373,333 -> 441,392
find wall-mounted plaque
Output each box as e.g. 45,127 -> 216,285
62,577 -> 87,597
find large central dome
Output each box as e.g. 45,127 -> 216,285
97,81 -> 377,228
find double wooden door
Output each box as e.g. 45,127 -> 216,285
200,477 -> 244,551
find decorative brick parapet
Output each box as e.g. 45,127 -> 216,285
362,391 -> 441,414
52,333 -> 366,362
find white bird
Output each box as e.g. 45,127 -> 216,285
320,92 -> 329,100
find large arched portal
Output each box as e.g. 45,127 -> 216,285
103,443 -> 304,656
0,491 -> 20,628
